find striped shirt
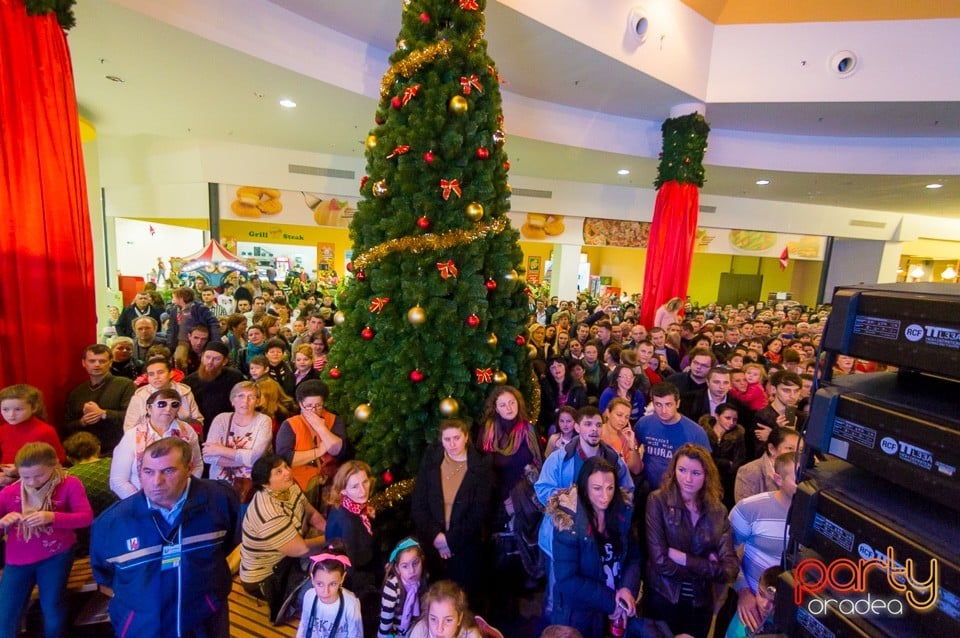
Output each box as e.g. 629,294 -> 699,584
240,485 -> 307,584
728,491 -> 788,593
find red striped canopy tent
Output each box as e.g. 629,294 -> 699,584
178,239 -> 248,287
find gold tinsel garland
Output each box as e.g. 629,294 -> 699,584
370,478 -> 415,512
527,368 -> 541,425
379,17 -> 486,98
352,217 -> 507,271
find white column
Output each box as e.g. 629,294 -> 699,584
550,243 -> 582,301
823,239 -> 903,295
877,241 -> 903,283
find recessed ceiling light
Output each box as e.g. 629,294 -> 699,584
279,98 -> 297,108
755,179 -> 770,186
926,183 -> 943,189
617,169 -> 630,176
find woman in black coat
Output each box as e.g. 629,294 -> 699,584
538,356 -> 588,437
411,418 -> 493,605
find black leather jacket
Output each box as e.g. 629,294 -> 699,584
644,487 -> 738,608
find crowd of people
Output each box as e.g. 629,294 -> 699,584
1,275 -> 872,638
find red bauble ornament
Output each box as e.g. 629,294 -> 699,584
423,150 -> 435,164
515,335 -> 526,346
391,96 -> 402,109
419,12 -> 430,23
356,271 -> 366,281
485,278 -> 497,291
329,366 -> 341,379
375,114 -> 386,125
409,369 -> 425,383
475,147 -> 489,159
466,314 -> 480,328
360,176 -> 368,190
382,469 -> 394,485
417,216 -> 431,230
346,261 -> 354,272
503,161 -> 511,170
361,327 -> 375,340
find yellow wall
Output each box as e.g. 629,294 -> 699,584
520,241 -> 822,305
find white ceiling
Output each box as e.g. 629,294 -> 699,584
69,0 -> 960,217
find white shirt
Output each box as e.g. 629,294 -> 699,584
123,382 -> 202,432
296,588 -> 363,638
202,412 -> 273,480
109,419 -> 203,499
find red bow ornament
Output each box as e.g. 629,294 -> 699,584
459,0 -> 479,10
386,145 -> 411,159
402,84 -> 422,105
460,75 -> 483,95
488,64 -> 505,84
369,297 -> 390,313
440,178 -> 462,200
437,261 -> 459,279
475,368 -> 493,383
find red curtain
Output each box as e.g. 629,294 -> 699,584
639,181 -> 699,329
0,0 -> 96,426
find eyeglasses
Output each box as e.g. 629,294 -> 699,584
151,401 -> 181,409
301,402 -> 324,411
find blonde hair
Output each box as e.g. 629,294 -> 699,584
15,442 -> 59,469
255,378 -> 295,420
327,460 -> 373,506
293,344 -> 313,359
743,362 -> 767,381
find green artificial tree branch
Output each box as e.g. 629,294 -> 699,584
654,112 -> 710,189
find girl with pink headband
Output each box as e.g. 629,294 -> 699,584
295,541 -> 363,638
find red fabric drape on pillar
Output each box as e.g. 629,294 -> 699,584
0,0 -> 96,426
639,181 -> 699,329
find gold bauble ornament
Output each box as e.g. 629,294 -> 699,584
439,397 -> 460,417
492,129 -> 506,147
402,0 -> 411,9
487,333 -> 498,347
333,311 -> 346,326
527,344 -> 538,359
448,96 -> 469,114
397,39 -> 408,51
465,202 -> 484,222
492,370 -> 508,385
365,134 -> 378,150
503,269 -> 518,282
407,305 -> 427,325
354,403 -> 372,421
372,180 -> 389,198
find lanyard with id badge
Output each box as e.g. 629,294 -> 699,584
152,513 -> 183,572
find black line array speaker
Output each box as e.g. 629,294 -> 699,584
778,284 -> 960,637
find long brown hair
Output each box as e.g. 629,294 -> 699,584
478,385 -> 531,428
660,443 -> 723,511
476,386 -> 540,463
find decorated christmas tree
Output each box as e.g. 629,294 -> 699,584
326,0 -> 532,479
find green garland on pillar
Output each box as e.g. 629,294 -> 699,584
23,0 -> 76,30
653,112 -> 710,189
